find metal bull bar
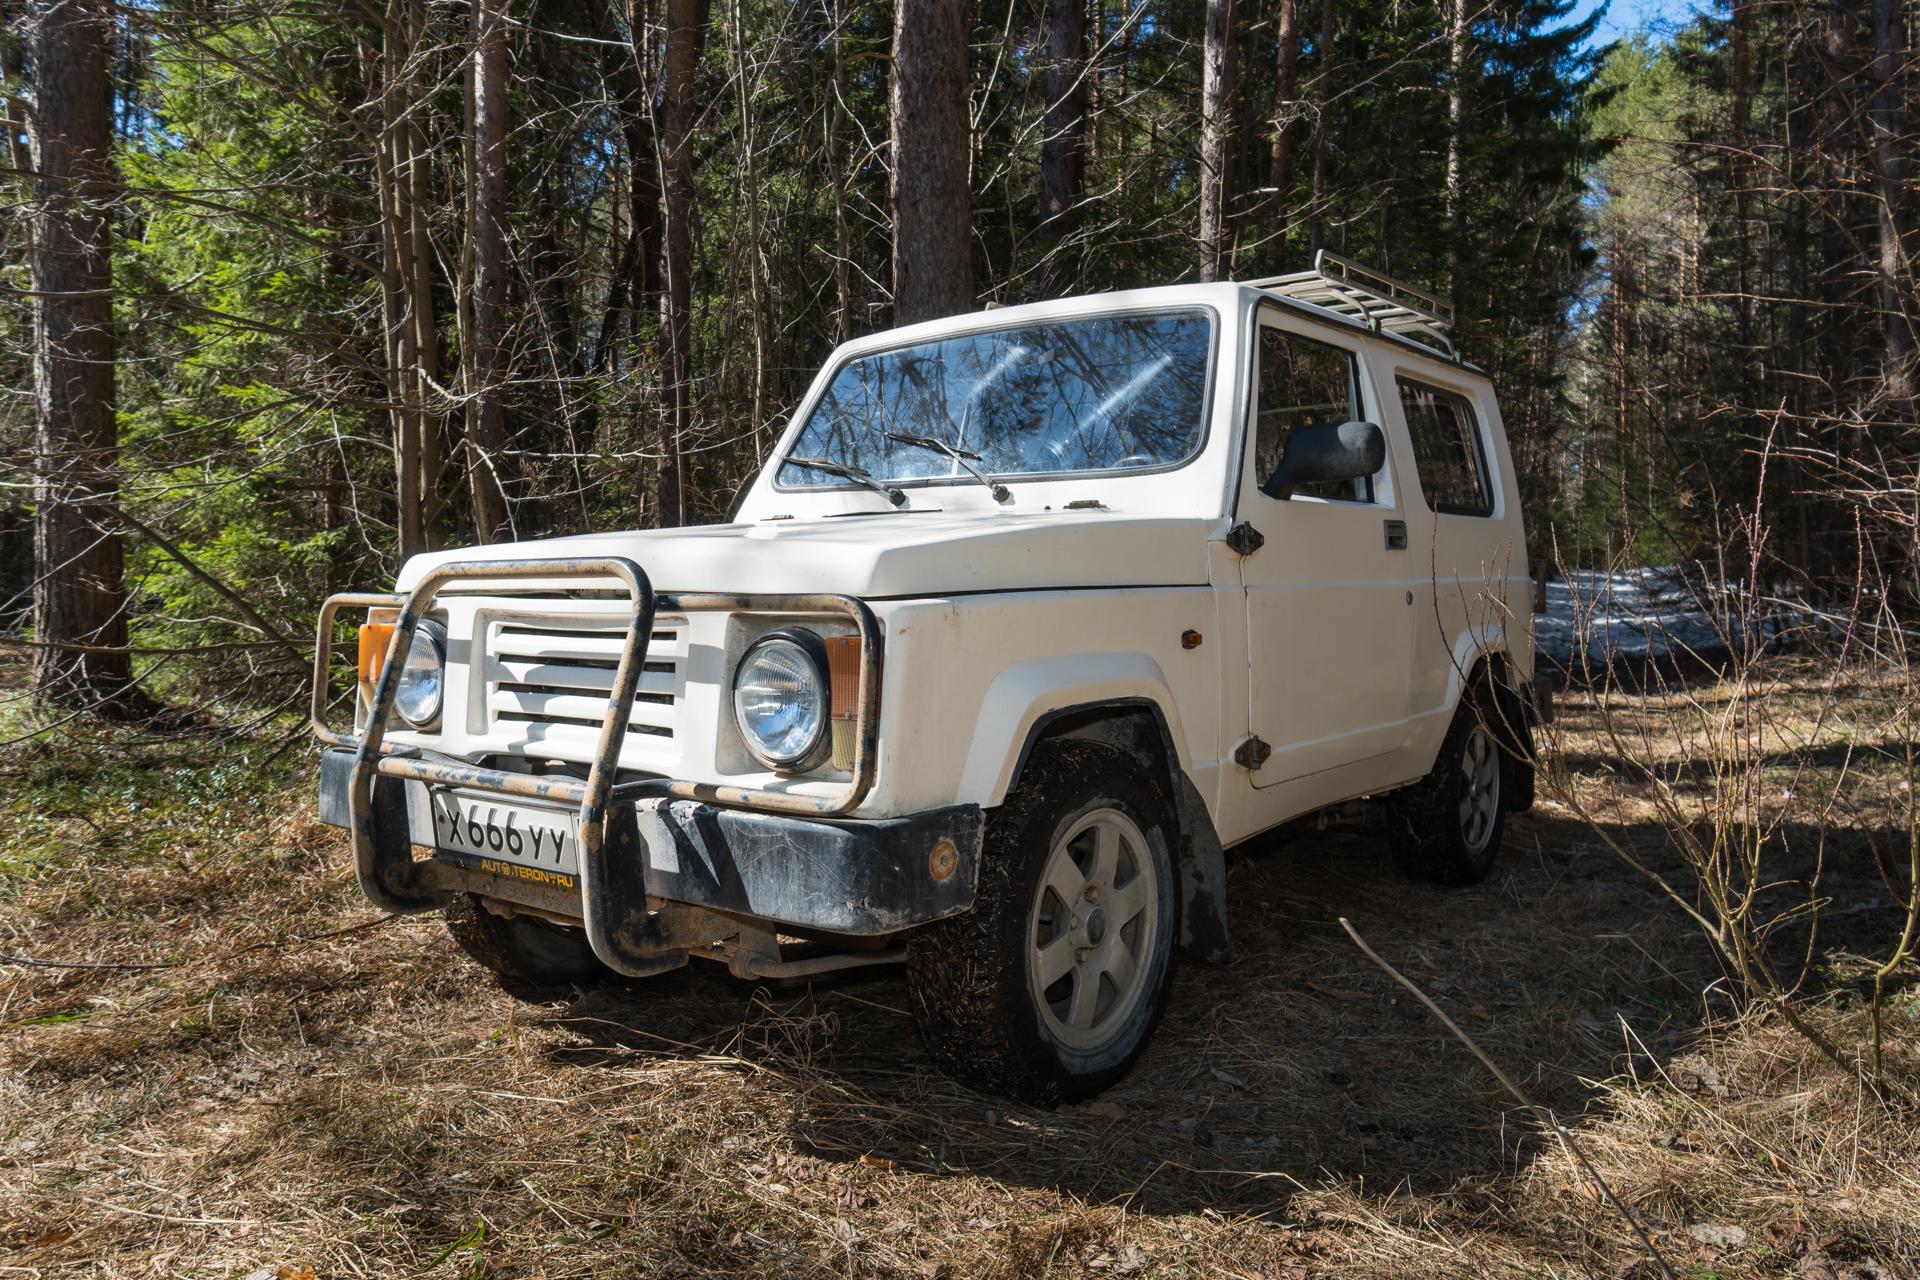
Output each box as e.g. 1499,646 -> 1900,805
309,557 -> 883,976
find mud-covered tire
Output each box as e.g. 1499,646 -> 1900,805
905,740 -> 1178,1104
1385,683 -> 1507,885
443,895 -> 606,985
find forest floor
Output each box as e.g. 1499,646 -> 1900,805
1,641 -> 1916,1279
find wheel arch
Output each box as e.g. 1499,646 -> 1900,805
1444,623 -> 1527,712
996,693 -> 1230,966
1436,631 -> 1535,813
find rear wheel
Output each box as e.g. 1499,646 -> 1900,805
1385,684 -> 1507,885
443,894 -> 606,985
906,740 -> 1178,1104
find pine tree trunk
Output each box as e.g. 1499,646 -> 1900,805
1863,0 -> 1915,423
658,0 -> 700,526
1730,0 -> 1755,364
1039,0 -> 1087,240
890,0 -> 973,324
1444,0 -> 1469,292
466,0 -> 510,542
373,1 -> 428,559
1196,0 -> 1235,281
1307,0 -> 1332,252
827,0 -> 854,341
28,0 -> 133,710
1265,0 -> 1299,254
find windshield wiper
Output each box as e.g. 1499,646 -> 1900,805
783,456 -> 907,507
884,432 -> 1011,503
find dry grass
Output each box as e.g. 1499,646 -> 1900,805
2,652 -> 1916,1277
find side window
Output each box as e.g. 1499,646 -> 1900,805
1396,378 -> 1492,516
1255,325 -> 1370,502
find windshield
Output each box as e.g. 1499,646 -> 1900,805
777,310 -> 1213,490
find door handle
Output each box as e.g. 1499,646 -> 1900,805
1384,519 -> 1408,550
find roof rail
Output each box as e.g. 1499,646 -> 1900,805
1245,250 -> 1457,356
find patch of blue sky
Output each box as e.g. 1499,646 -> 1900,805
1571,0 -> 1705,48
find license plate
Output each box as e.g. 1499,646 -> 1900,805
428,789 -> 580,884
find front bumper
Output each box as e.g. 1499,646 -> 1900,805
317,748 -> 982,942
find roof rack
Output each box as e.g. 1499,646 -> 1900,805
1246,250 -> 1457,356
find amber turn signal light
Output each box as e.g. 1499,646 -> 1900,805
357,619 -> 396,686
825,634 -> 861,771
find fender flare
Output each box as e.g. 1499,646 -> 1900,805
959,651 -> 1191,808
960,654 -> 1230,965
1444,622 -> 1518,710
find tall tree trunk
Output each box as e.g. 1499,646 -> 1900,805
1265,0 -> 1299,256
1196,0 -> 1235,281
372,3 -> 429,560
1039,0 -> 1087,241
1862,0 -> 1915,423
400,0 -> 442,538
1729,0 -> 1755,366
587,0 -> 660,380
890,0 -> 973,324
1307,0 -> 1331,252
658,0 -> 700,526
1443,0 -> 1470,292
827,0 -> 854,342
466,0 -> 510,541
28,0 -> 133,710
728,0 -> 769,453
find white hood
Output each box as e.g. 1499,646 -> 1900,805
395,509 -> 1220,598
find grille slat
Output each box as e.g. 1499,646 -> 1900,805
493,658 -> 676,696
492,626 -> 685,665
485,615 -> 685,745
490,687 -> 677,729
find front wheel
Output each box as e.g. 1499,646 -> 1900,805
906,740 -> 1178,1104
1385,685 -> 1507,885
443,894 -> 607,985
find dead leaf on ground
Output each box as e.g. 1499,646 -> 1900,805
1684,1223 -> 1748,1249
1,1227 -> 74,1250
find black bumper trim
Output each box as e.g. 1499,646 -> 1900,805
317,748 -> 982,938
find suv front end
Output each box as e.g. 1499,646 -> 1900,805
312,555 -> 982,978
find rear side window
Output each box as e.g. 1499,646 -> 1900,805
1396,379 -> 1492,516
1256,325 -> 1369,502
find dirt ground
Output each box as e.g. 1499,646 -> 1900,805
2,651 -> 1916,1278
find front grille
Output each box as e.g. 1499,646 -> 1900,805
485,615 -> 686,745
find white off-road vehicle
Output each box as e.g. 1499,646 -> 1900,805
314,252 -> 1547,1102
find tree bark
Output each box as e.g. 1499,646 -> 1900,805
466,0 -> 510,542
1307,0 -> 1331,252
658,0 -> 700,526
1039,0 -> 1087,240
371,0 -> 433,560
28,0 -> 134,710
890,0 -> 973,324
1862,0 -> 1915,423
1444,0 -> 1470,292
1196,0 -> 1235,281
1265,0 -> 1299,254
827,0 -> 854,341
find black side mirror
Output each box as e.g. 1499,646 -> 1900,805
1262,420 -> 1385,500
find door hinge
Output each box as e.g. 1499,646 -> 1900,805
1224,521 -> 1265,557
1234,735 -> 1272,771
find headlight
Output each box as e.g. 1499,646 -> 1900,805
733,629 -> 830,771
394,620 -> 446,727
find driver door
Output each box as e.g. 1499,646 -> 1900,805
1240,311 -> 1414,794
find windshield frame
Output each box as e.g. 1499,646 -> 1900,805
771,303 -> 1222,496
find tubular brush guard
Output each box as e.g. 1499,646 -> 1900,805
310,557 -> 884,977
